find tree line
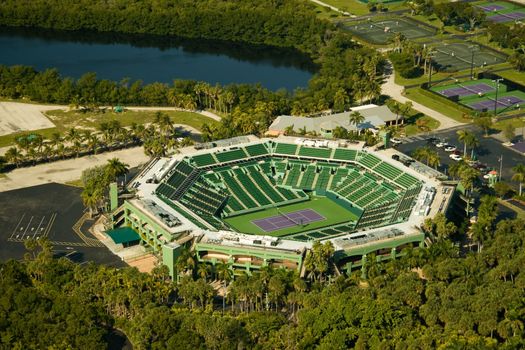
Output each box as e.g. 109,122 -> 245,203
3,211 -> 525,348
0,0 -> 329,56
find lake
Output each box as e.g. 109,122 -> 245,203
0,27 -> 316,91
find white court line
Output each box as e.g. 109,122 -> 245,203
32,216 -> 46,239
20,216 -> 34,239
10,213 -> 26,239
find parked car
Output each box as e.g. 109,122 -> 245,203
391,154 -> 400,161
444,145 -> 457,152
390,138 -> 402,145
436,141 -> 447,148
426,137 -> 440,144
449,154 -> 462,161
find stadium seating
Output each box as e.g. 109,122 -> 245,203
333,148 -> 358,161
373,161 -> 403,180
358,153 -> 382,169
155,141 -> 422,237
192,153 -> 217,167
298,146 -> 332,159
274,143 -> 298,155
395,173 -> 420,189
215,148 -> 248,163
244,143 -> 269,157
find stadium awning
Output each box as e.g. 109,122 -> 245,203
106,227 -> 141,244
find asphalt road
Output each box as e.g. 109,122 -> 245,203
0,183 -> 125,267
396,125 -> 525,185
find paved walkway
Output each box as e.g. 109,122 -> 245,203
381,69 -> 465,130
308,0 -> 347,14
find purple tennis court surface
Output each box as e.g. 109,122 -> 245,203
488,12 -> 525,22
438,83 -> 494,97
468,96 -> 524,111
478,4 -> 505,12
252,209 -> 325,232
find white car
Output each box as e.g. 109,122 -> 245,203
390,138 -> 402,145
436,142 -> 446,148
444,145 -> 457,152
449,154 -> 462,161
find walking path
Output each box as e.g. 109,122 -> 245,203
381,70 -> 465,130
0,146 -> 150,192
308,0 -> 347,14
126,106 -> 221,122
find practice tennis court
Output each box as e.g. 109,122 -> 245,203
345,16 -> 436,45
476,1 -> 525,23
467,92 -> 525,112
431,79 -> 503,99
224,196 -> 358,237
431,42 -> 505,72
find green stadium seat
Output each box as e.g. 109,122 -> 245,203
215,148 -> 248,163
333,148 -> 358,161
275,143 -> 298,155
298,146 -> 332,159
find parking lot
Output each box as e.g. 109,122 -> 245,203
0,183 -> 124,267
395,126 -> 525,185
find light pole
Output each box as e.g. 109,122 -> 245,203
493,78 -> 503,115
499,155 -> 503,181
468,44 -> 478,80
428,55 -> 433,87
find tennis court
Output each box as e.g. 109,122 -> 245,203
466,91 -> 525,112
431,79 -> 503,99
345,17 -> 436,45
476,1 -> 525,23
252,209 -> 325,232
431,42 -> 505,72
224,196 -> 358,237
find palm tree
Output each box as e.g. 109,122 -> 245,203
105,158 -> 129,182
349,111 -> 365,133
216,262 -> 233,312
413,146 -> 439,168
5,147 -> 23,167
457,129 -> 475,157
81,186 -> 102,218
466,134 -> 480,159
390,102 -> 402,129
197,263 -> 210,282
512,164 -> 525,196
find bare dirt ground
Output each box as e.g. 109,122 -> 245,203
0,146 -> 149,192
126,254 -> 159,273
0,101 -> 64,136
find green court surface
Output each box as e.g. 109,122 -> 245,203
224,196 -> 358,237
431,42 -> 505,72
344,17 -> 436,45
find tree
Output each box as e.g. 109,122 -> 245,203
105,158 -> 129,182
81,186 -> 102,218
5,147 -> 23,167
474,115 -> 493,137
412,146 -> 439,168
503,124 -> 515,143
349,111 -> 365,131
457,129 -> 475,157
511,164 -> 525,196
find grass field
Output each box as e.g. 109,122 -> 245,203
224,196 -> 358,237
404,87 -> 472,123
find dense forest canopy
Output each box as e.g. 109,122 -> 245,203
2,217 -> 525,349
0,0 -> 329,55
